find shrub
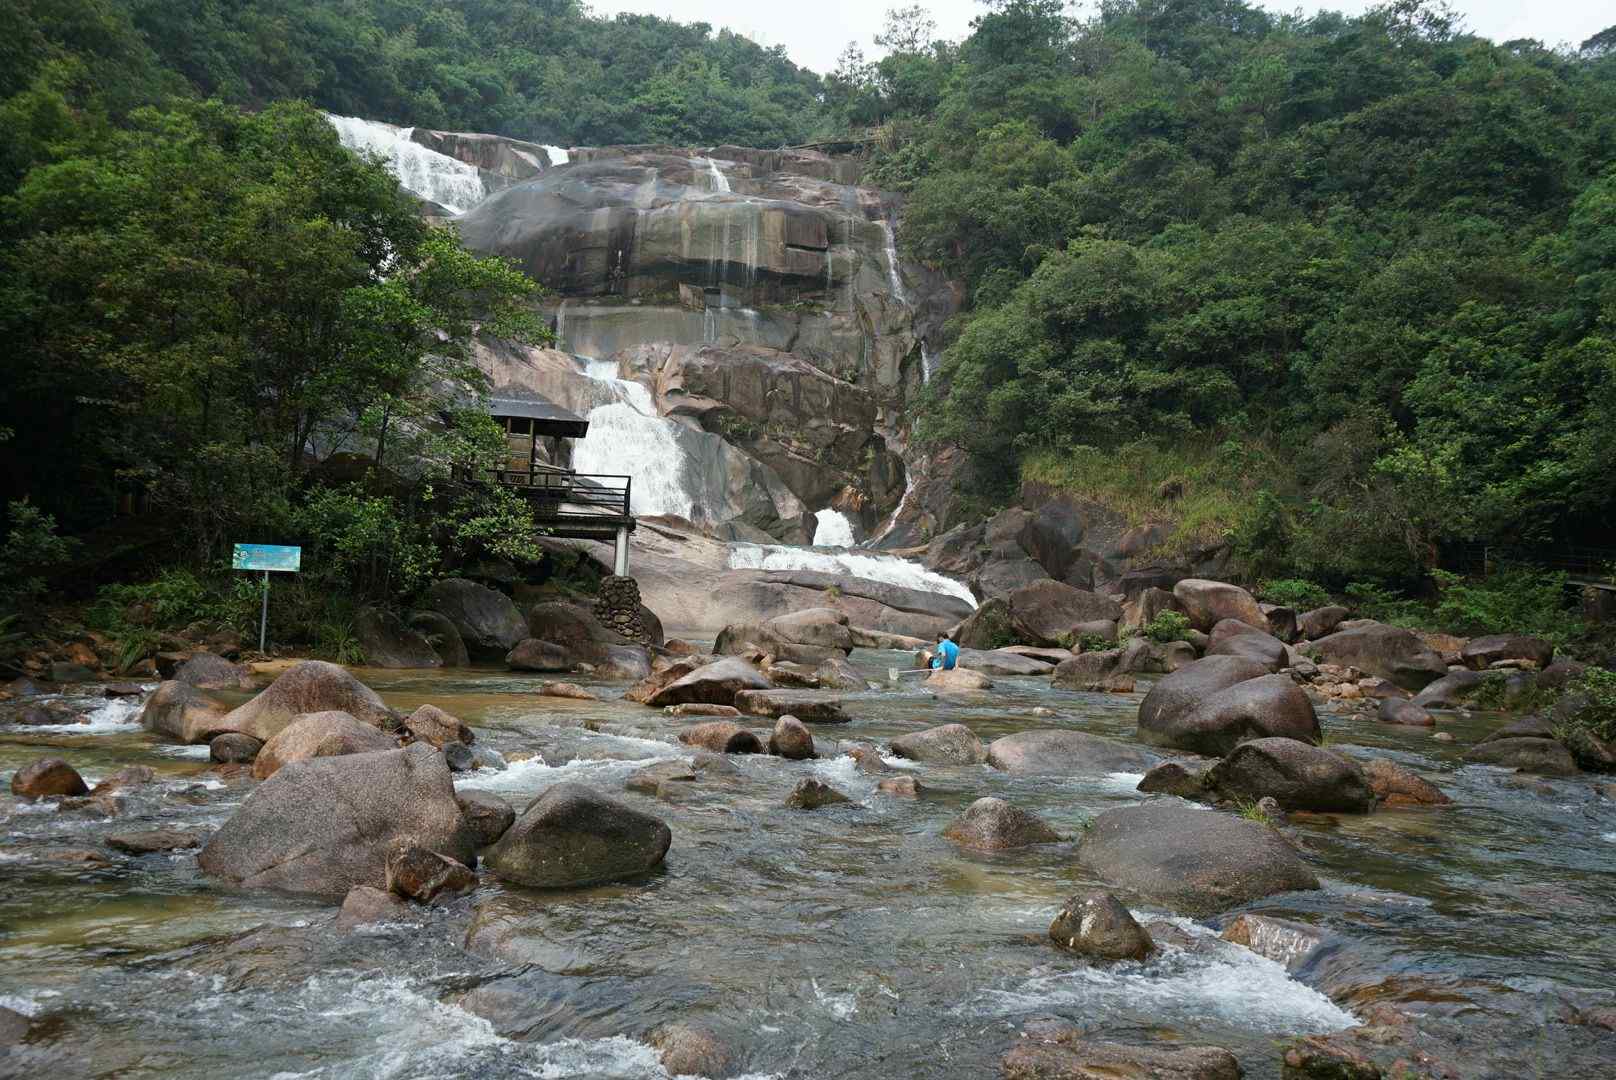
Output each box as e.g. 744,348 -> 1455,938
1557,667 -> 1616,743
1343,581 -> 1429,628
1259,579 -> 1332,611
1077,632 -> 1115,653
1141,610 -> 1191,643
1429,567 -> 1583,646
296,486 -> 438,603
0,500 -> 79,610
90,568 -> 252,634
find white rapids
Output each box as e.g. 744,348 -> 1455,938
324,113 -> 487,215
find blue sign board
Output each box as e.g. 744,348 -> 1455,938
232,544 -> 302,572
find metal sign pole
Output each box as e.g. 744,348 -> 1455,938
259,569 -> 270,653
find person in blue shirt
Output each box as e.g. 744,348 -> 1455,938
931,631 -> 960,671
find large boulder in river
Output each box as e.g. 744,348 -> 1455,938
215,661 -> 394,743
1463,737 -> 1579,777
713,621 -> 841,665
733,688 -> 849,723
942,797 -> 1062,850
421,578 -> 528,661
677,721 -> 764,754
1051,649 -> 1122,689
1005,580 -> 1123,647
1204,738 -> 1375,812
252,710 -> 397,780
1049,891 -> 1155,961
525,601 -> 621,665
1298,605 -> 1350,640
484,782 -> 671,888
1361,758 -> 1451,806
354,607 -> 442,669
1142,673 -> 1320,757
1137,655 -> 1270,741
987,730 -> 1158,776
1075,802 -> 1319,915
173,652 -> 253,690
927,667 -> 994,692
1461,634 -> 1554,671
10,757 -> 88,799
953,648 -> 1052,676
1172,579 -> 1267,633
1205,619 -> 1288,671
199,743 -> 472,898
1411,670 -> 1486,708
764,607 -> 853,653
139,680 -> 236,743
889,723 -> 987,764
645,657 -> 770,708
1311,623 -> 1447,691
953,596 -> 1016,651
505,638 -> 572,671
407,611 -> 470,667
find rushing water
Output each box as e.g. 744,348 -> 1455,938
727,544 -> 977,608
5,666 -> 1616,1077
812,509 -> 857,548
325,114 -> 488,215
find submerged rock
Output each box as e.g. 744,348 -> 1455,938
1463,737 -> 1579,777
210,732 -> 262,764
485,782 -> 671,888
1049,890 -> 1154,961
334,885 -> 413,931
1377,698 -> 1434,727
0,1004 -> 30,1047
106,829 -> 205,854
1360,758 -> 1451,806
878,775 -> 923,797
1004,1021 -> 1241,1080
1204,738 -> 1376,813
386,845 -> 476,902
645,1022 -> 733,1079
784,777 -> 852,810
732,688 -> 849,723
10,757 -> 88,799
456,789 -> 517,847
252,710 -> 395,780
942,796 -> 1062,850
768,715 -> 816,759
1221,913 -> 1330,972
539,681 -> 598,701
1137,761 -> 1207,799
987,729 -> 1158,776
888,723 -> 987,765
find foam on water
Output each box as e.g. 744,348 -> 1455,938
701,156 -> 731,193
542,145 -> 570,166
1604,832 -> 1616,844
325,114 -> 486,214
157,744 -> 213,759
572,403 -> 698,519
9,696 -> 145,734
879,220 -> 910,306
812,509 -> 857,548
727,544 -> 976,608
811,979 -> 859,1021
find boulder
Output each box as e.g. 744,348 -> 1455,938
216,661 -> 394,744
1140,662 -> 1317,756
505,638 -> 572,672
1138,655 -> 1269,735
1049,890 -> 1154,961
713,621 -> 840,665
1221,914 -> 1330,971
1204,738 -> 1376,812
677,721 -> 764,754
526,601 -> 621,665
386,846 -> 476,902
1463,737 -> 1580,777
1537,660 -> 1588,692
422,578 -> 528,661
927,667 -> 994,692
209,733 -> 262,763
484,782 -> 671,888
842,744 -> 893,775
199,743 -> 472,898
646,1023 -> 732,1080
1260,604 -> 1300,644
646,657 -> 770,708
1006,580 -> 1124,646
954,649 -> 1053,676
1298,605 -> 1349,640
768,715 -> 816,759
1075,802 -> 1320,915
1172,579 -> 1268,633
407,610 -> 471,667
1136,762 -> 1206,799
251,710 -> 396,780
942,797 -> 1062,850
972,556 -> 1051,600
1360,758 -> 1451,806
878,775 -> 923,797
1377,698 -> 1434,727
1461,634 -> 1554,671
540,682 -> 598,701
456,789 -> 517,847
10,757 -> 88,799
665,703 -> 740,718
733,689 -> 849,723
89,765 -> 155,796
403,704 -> 474,748
107,829 -> 205,854
986,730 -> 1158,776
1206,619 -> 1288,671
624,658 -> 704,705
1311,624 -> 1447,691
1003,1024 -> 1240,1080
334,885 -> 412,931
814,654 -> 869,690
173,652 -> 253,690
764,607 -> 854,652
952,596 -> 1016,651
595,644 -> 652,681
1001,645 -> 1081,664
785,777 -> 853,810
353,607 -> 442,669
888,723 -> 987,765
1051,650 -> 1121,689
1411,670 -> 1486,708
139,680 -> 235,743
0,1005 -> 29,1047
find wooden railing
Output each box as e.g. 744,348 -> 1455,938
481,465 -> 634,524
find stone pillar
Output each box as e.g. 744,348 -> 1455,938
597,574 -> 648,646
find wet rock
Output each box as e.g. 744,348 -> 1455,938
408,610 -> 471,667
1281,1035 -> 1385,1079
1478,713 -> 1556,743
596,644 -> 652,681
713,621 -> 841,665
1206,619 -> 1288,671
252,710 -> 396,780
1377,698 -> 1435,726
1137,761 -> 1207,799
1298,605 -> 1350,640
1311,624 -> 1448,691
987,729 -> 1158,776
645,657 -> 770,708
765,606 -> 854,652
768,715 -> 816,759
942,796 -> 1062,849
1138,655 -> 1269,734
505,637 -> 572,672
732,688 -> 849,723
785,777 -> 852,810
888,723 -> 987,765
814,654 -> 869,690
954,649 -> 1053,676
106,828 -> 205,854
842,743 -> 893,774
89,765 -> 156,796
926,667 -> 994,692
0,1004 -> 29,1046
352,606 -> 442,668
1205,738 -> 1376,813
878,775 -> 923,797
173,652 -> 253,690
403,703 -> 474,748
1360,758 -> 1451,806
1221,913 -> 1329,971
1005,580 -> 1124,646
1075,802 -> 1320,915
334,885 -> 413,931
10,757 -> 88,799
1052,650 -> 1121,689
624,760 -> 698,796
1173,578 -> 1268,633
646,1022 -> 733,1079
1142,667 -> 1320,757
386,845 -> 476,902
677,721 -> 764,754
1004,1025 -> 1241,1080
218,661 -> 395,744
444,741 -> 476,772
139,680 -> 236,743
537,681 -> 597,701
1463,737 -> 1579,777
422,578 -> 529,661
199,743 -> 472,898
1462,634 -> 1553,671
666,702 -> 741,717
1049,890 -> 1154,961
485,782 -> 671,888
456,789 -> 516,847
210,732 -> 262,763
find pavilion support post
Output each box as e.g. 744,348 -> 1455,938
613,526 -> 630,576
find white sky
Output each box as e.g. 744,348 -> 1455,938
585,1 -> 1614,74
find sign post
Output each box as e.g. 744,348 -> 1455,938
231,544 -> 302,653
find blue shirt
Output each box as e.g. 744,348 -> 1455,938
932,639 -> 960,670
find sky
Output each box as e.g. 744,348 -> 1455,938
585,1 -> 1614,74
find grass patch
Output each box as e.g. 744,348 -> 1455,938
1232,797 -> 1277,826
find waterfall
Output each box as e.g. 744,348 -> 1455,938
728,543 -> 976,608
575,360 -> 699,519
325,114 -> 487,215
921,343 -> 939,385
867,470 -> 918,546
813,509 -> 857,548
880,220 -> 910,305
542,145 -> 571,166
703,156 -> 731,193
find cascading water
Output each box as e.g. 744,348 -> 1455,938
703,156 -> 731,194
880,220 -> 910,306
325,114 -> 487,215
572,357 -> 699,520
813,509 -> 857,548
542,145 -> 571,166
727,542 -> 977,608
867,471 -> 919,547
